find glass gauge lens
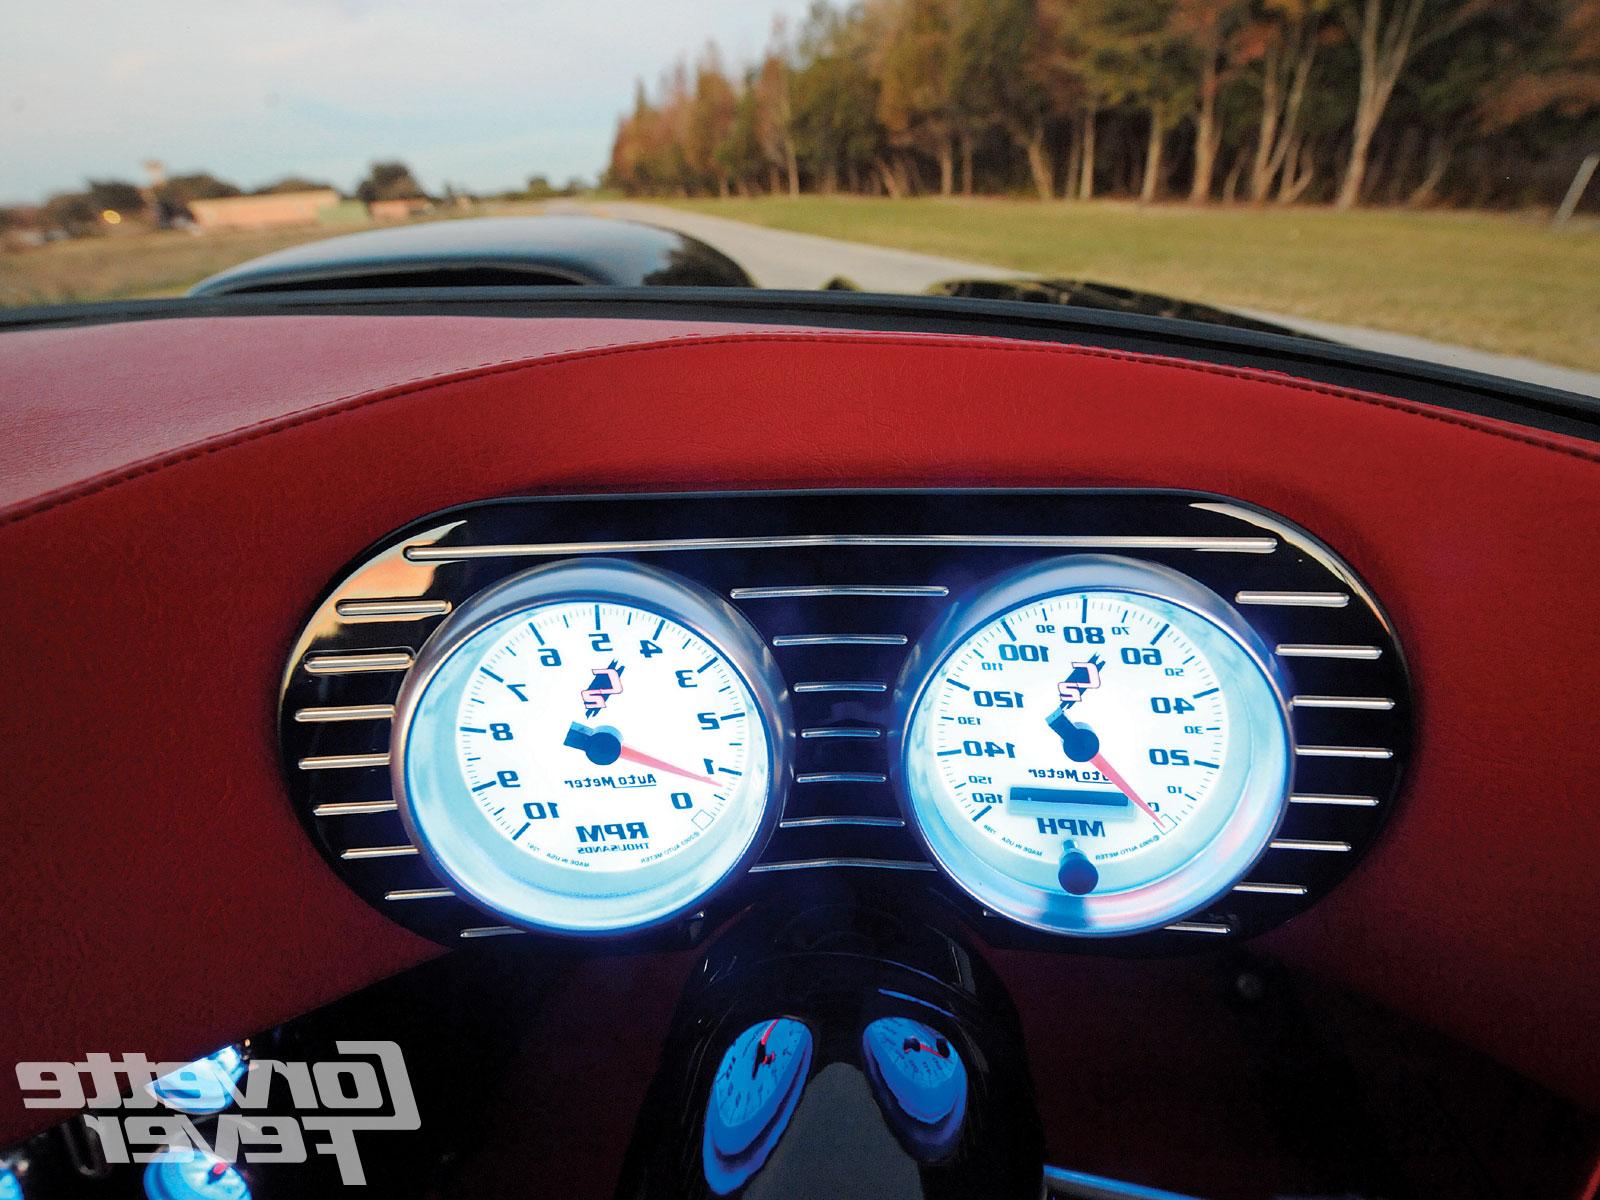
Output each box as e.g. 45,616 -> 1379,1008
143,1150 -> 251,1200
862,1016 -> 968,1159
147,1044 -> 246,1115
703,1017 -> 813,1194
900,556 -> 1290,936
397,561 -> 785,935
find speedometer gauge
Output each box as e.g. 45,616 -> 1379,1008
898,555 -> 1290,936
394,560 -> 790,935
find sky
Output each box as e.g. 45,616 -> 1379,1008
0,0 -> 816,205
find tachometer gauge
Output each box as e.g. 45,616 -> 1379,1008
394,560 -> 790,935
898,555 -> 1290,936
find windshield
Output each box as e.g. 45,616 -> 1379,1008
2,0 -> 1597,393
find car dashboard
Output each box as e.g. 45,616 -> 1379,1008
1,291 -> 1597,1199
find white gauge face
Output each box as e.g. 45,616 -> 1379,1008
454,602 -> 766,874
397,565 -> 783,934
902,560 -> 1290,935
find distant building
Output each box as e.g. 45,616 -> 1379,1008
187,189 -> 341,231
367,197 -> 432,222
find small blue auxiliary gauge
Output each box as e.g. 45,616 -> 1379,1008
147,1045 -> 247,1115
702,1017 -> 813,1194
143,1149 -> 252,1200
862,1016 -> 969,1159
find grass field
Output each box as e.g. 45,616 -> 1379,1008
0,224 -> 375,307
667,196 -> 1600,371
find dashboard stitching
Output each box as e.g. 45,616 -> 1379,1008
4,330 -> 1596,536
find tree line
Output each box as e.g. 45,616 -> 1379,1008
0,162 -> 446,241
607,0 -> 1600,209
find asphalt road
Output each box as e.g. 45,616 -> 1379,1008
578,200 -> 1600,399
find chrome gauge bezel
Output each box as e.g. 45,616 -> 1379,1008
894,554 -> 1294,937
282,489 -> 1407,950
390,559 -> 793,936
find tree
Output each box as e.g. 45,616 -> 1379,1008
790,2 -> 884,193
1478,0 -> 1600,131
1334,0 -> 1489,207
874,0 -> 962,194
717,72 -> 771,193
686,47 -> 739,195
972,0 -> 1075,200
754,24 -> 802,195
254,176 -> 335,195
1170,0 -> 1252,201
1242,0 -> 1337,202
356,161 -> 427,203
1081,0 -> 1197,202
85,179 -> 145,217
41,192 -> 98,236
155,173 -> 242,208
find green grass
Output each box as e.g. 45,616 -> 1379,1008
666,196 -> 1600,372
0,225 -> 373,306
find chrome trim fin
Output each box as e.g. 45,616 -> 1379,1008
1290,696 -> 1394,710
1270,838 -> 1351,852
1290,793 -> 1379,807
732,585 -> 949,600
334,598 -> 453,620
1295,745 -> 1393,759
1235,590 -> 1349,608
749,857 -> 938,874
772,633 -> 907,647
312,800 -> 399,817
294,704 -> 397,723
304,651 -> 414,675
1233,881 -> 1309,896
406,533 -> 1279,562
1275,644 -> 1383,660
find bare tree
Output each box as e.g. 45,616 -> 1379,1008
1165,0 -> 1252,201
1335,0 -> 1486,207
1246,1 -> 1331,202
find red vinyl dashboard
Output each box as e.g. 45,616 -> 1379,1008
1,311 -> 1598,1152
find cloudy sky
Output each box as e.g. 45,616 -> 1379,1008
0,0 -> 814,204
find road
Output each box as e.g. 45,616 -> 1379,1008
577,200 -> 1600,399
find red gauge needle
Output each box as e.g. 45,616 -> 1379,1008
1089,750 -> 1168,830
753,1019 -> 779,1074
564,722 -> 719,787
617,743 -> 719,787
1046,707 -> 1166,830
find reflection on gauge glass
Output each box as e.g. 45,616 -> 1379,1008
703,1017 -> 813,1195
395,560 -> 787,935
900,555 -> 1291,936
147,1044 -> 246,1114
143,1150 -> 251,1200
862,1016 -> 968,1158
